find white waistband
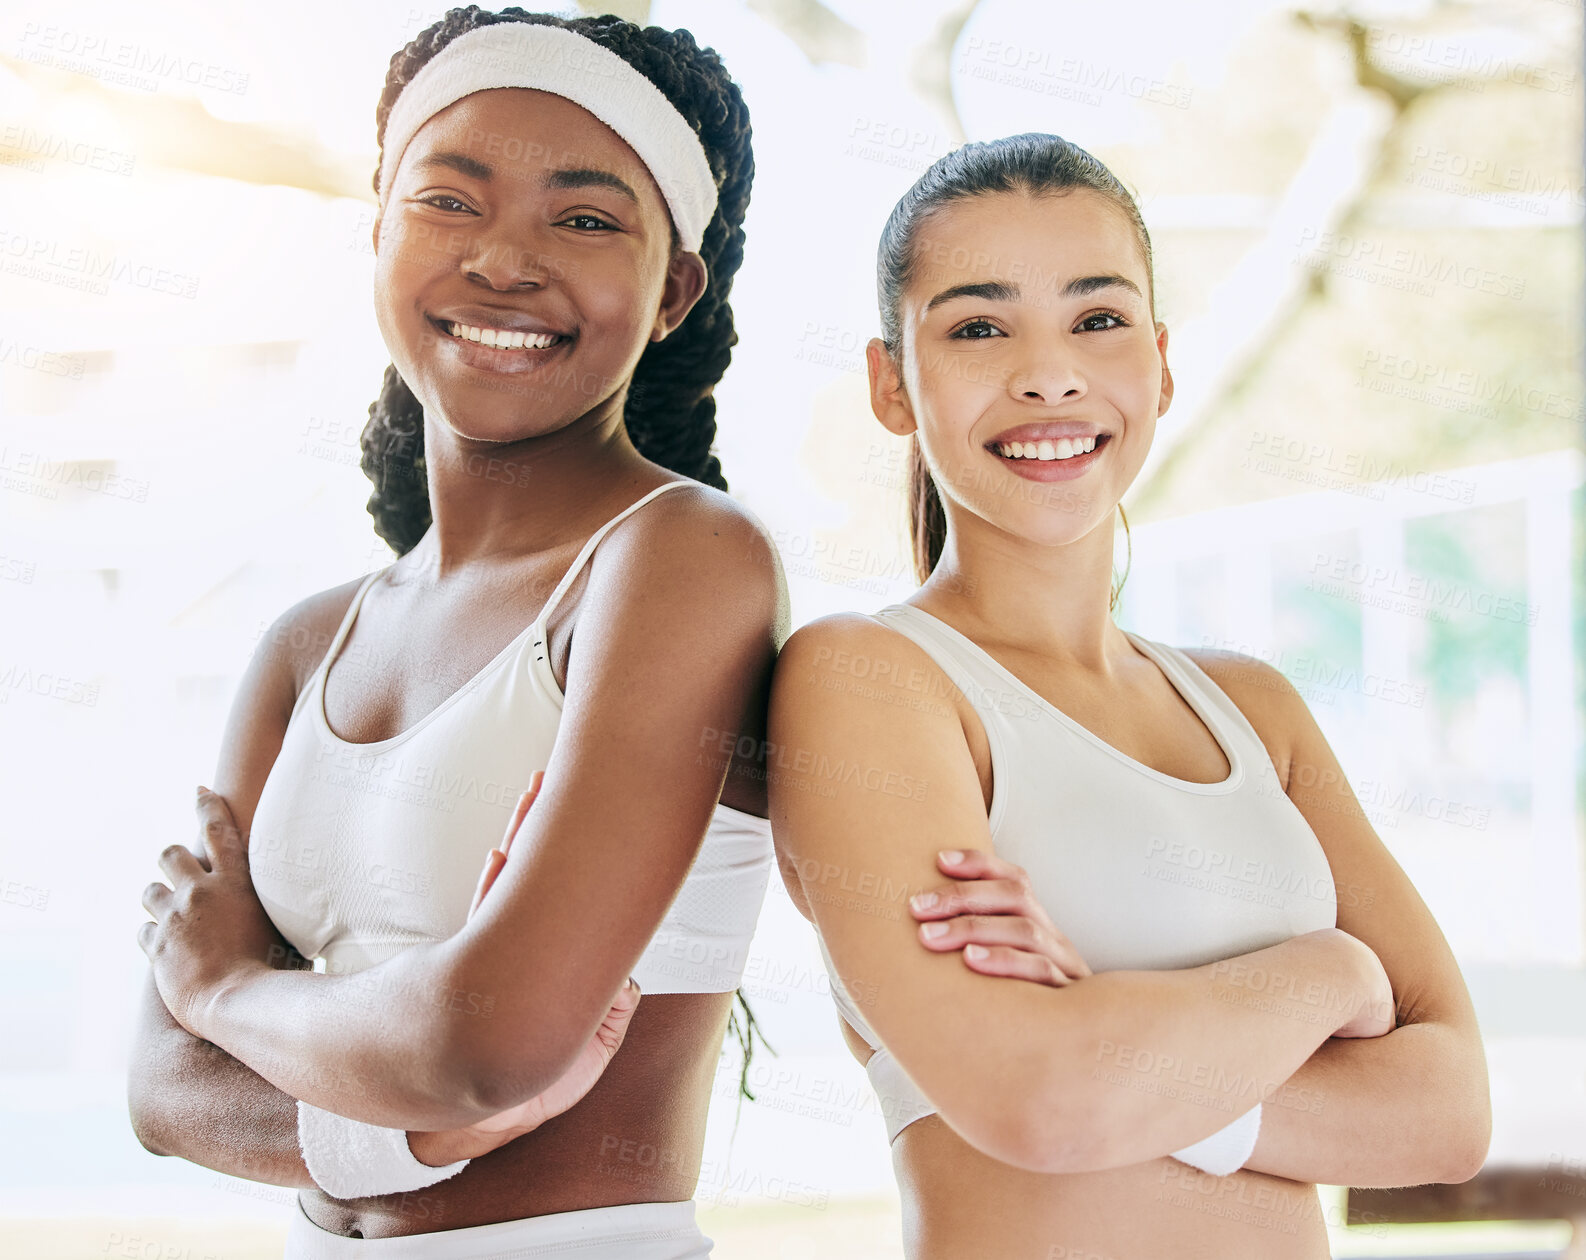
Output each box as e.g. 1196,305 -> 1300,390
285,1195 -> 711,1259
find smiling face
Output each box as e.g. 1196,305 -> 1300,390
371,87 -> 706,445
870,187 -> 1172,553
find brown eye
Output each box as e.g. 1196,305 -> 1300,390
1077,312 -> 1128,332
951,319 -> 1003,339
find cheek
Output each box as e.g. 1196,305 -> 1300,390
1101,343 -> 1163,409
372,239 -> 428,325
580,262 -> 666,361
912,351 -> 995,423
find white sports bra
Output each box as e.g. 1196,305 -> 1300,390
249,480 -> 774,993
819,603 -> 1338,1142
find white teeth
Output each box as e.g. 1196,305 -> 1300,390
997,436 -> 1102,461
445,322 -> 559,350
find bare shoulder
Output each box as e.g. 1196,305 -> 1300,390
211,570 -> 382,834
777,610 -> 891,668
591,480 -> 788,632
779,609 -> 931,669
1180,645 -> 1306,781
774,610 -> 965,733
255,572 -> 379,698
1179,646 -> 1296,701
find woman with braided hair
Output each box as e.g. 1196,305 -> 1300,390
128,8 -> 787,1256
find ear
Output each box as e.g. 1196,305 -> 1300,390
1155,320 -> 1174,417
650,251 -> 710,342
370,209 -> 382,257
865,337 -> 916,437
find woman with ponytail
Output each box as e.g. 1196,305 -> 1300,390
768,133 -> 1488,1257
129,9 -> 785,1256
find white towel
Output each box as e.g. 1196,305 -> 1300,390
297,1099 -> 472,1199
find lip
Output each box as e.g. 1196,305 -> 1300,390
986,421 -> 1108,446
430,307 -> 572,338
987,430 -> 1111,482
427,314 -> 575,376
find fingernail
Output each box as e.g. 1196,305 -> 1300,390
910,892 -> 937,911
965,944 -> 988,960
938,849 -> 963,864
920,921 -> 948,938
195,785 -> 209,801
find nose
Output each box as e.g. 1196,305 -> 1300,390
1007,348 -> 1085,405
460,228 -> 551,292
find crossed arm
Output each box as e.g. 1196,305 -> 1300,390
1190,649 -> 1492,1187
128,576 -> 350,1183
130,968 -> 318,1187
132,498 -> 785,1159
768,616 -> 1490,1185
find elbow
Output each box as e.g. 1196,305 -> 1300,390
128,1109 -> 171,1158
952,1064 -> 1116,1175
453,1056 -> 552,1119
1439,1153 -> 1486,1185
1427,1045 -> 1493,1184
440,1021 -> 572,1120
1004,1102 -> 1118,1175
126,1048 -> 178,1159
420,1042 -> 529,1126
1436,1103 -> 1493,1185
126,1085 -> 171,1158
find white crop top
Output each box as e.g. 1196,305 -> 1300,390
818,603 -> 1338,1146
249,480 -> 774,995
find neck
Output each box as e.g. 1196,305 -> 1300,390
916,507 -> 1128,670
408,397 -> 659,578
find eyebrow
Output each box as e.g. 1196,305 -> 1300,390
411,151 -> 639,204
924,273 -> 1144,312
543,167 -> 639,204
412,150 -> 495,182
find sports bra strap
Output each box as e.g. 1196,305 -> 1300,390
533,480 -> 694,631
316,571 -> 382,677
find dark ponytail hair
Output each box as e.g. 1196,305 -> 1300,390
876,133 -> 1151,598
360,6 -> 771,1101
361,4 -> 754,556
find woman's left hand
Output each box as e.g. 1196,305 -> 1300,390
137,788 -> 284,1038
909,848 -> 1093,987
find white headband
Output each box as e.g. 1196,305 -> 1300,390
377,23 -> 718,252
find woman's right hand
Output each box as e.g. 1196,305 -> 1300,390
406,772 -> 643,1165
1322,928 -> 1396,1039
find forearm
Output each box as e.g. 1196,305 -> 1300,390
1242,1019 -> 1490,1186
130,971 -> 313,1187
132,987 -> 474,1196
201,944 -> 503,1130
131,1027 -> 317,1189
1039,930 -> 1368,1171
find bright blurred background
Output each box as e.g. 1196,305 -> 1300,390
0,0 -> 1581,1257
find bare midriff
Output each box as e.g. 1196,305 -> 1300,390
298,991 -> 733,1239
890,1109 -> 1329,1260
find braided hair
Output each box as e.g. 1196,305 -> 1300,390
361,5 -> 753,555
361,6 -> 771,1101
